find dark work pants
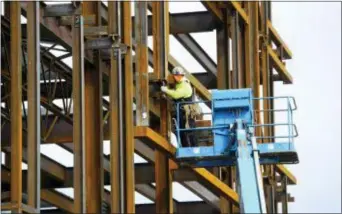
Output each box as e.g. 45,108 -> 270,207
178,107 -> 196,147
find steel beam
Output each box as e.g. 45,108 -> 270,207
72,10 -> 86,213
10,2 -> 23,213
261,2 -> 271,143
108,1 -> 120,212
250,2 -> 262,139
215,8 -> 232,213
216,8 -> 230,90
135,1 -> 149,126
136,201 -> 219,214
202,1 -> 293,84
123,2 -> 136,213
244,2 -> 252,88
268,46 -> 293,84
39,202 -> 218,214
108,2 -> 135,213
231,10 -> 240,89
174,33 -> 216,86
82,2 -> 103,213
267,20 -> 292,60
58,9 -> 216,35
134,127 -> 239,205
43,3 -> 76,17
26,2 -> 41,210
152,2 -> 173,213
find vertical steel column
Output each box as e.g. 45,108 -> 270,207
250,2 -> 261,138
238,16 -> 246,88
245,2 -> 252,88
10,2 -> 22,212
109,2 -> 135,213
82,2 -> 103,212
281,176 -> 288,213
261,2 -> 270,142
0,2 -> 2,205
152,1 -> 168,81
260,3 -> 277,212
152,2 -> 173,213
231,11 -> 239,89
108,2 -> 121,212
123,2 -> 135,213
27,1 -> 41,210
72,9 -> 86,213
216,8 -> 234,214
135,2 -> 149,126
216,9 -> 230,90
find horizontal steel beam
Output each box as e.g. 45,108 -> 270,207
1,167 -> 74,212
39,201 -> 219,214
136,201 -> 219,214
134,127 -> 239,205
43,3 -> 77,17
55,8 -> 216,35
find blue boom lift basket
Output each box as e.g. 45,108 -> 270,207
174,88 -> 299,168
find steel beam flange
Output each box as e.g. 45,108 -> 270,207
85,35 -> 128,57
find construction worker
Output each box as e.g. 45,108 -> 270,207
160,66 -> 196,147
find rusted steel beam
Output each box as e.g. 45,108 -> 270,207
41,190 -> 74,212
108,1 -> 118,211
152,2 -> 173,213
135,1 -> 149,126
135,127 -> 239,205
82,1 -> 104,213
202,1 -> 292,84
231,10 -> 240,89
261,2 -> 271,143
27,1 -> 41,210
244,2 -> 252,88
58,9 -> 216,35
72,9 -> 86,213
10,2 -> 23,213
216,8 -> 230,90
250,2 -> 262,139
123,2 -> 136,213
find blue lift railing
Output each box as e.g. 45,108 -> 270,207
174,93 -> 299,166
173,89 -> 299,213
175,96 -> 297,144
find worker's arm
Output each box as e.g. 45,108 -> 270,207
163,81 -> 192,100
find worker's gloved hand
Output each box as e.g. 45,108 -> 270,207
161,86 -> 167,92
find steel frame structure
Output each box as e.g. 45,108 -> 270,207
1,1 -> 296,213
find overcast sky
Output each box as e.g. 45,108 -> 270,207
1,1 -> 341,213
271,2 -> 341,213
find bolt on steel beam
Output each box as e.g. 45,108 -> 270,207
27,1 -> 41,210
10,2 -> 23,213
72,11 -> 86,213
135,1 -> 149,126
